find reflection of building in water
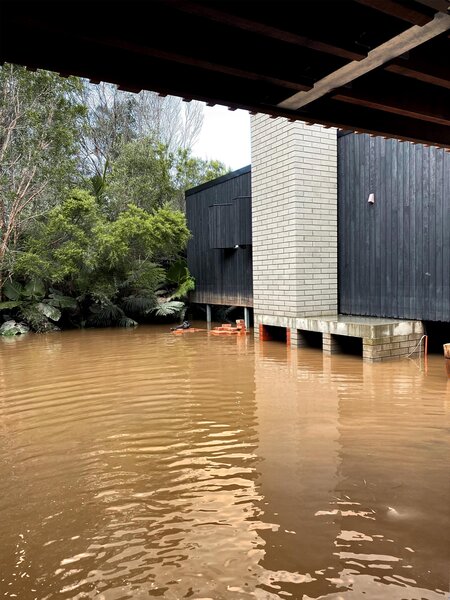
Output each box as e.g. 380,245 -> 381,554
254,344 -> 342,597
254,345 -> 450,598
2,330 -> 449,599
333,357 -> 450,596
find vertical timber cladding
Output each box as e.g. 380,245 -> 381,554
186,166 -> 253,307
338,133 -> 450,322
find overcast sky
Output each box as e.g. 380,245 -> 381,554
192,104 -> 251,171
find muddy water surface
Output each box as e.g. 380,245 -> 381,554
0,325 -> 449,599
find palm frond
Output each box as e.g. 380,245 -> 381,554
118,317 -> 138,328
169,276 -> 195,300
0,300 -> 21,310
150,300 -> 185,317
166,259 -> 188,284
121,294 -> 156,314
3,280 -> 24,301
165,259 -> 195,300
88,301 -> 124,326
123,263 -> 166,291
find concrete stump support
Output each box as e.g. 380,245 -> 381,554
322,333 -> 343,355
362,334 -> 424,362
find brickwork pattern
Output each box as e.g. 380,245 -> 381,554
322,333 -> 342,355
289,328 -> 301,347
251,115 -> 338,320
362,334 -> 424,362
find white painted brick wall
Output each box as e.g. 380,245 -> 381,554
251,115 -> 338,319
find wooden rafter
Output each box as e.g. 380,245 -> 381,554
278,12 -> 450,110
329,66 -> 450,126
167,0 -> 365,61
353,0 -> 433,25
300,100 -> 450,147
170,0 -> 450,91
385,58 -> 450,89
12,15 -> 312,94
1,0 -> 450,148
88,35 -> 311,93
413,0 -> 450,12
333,89 -> 450,126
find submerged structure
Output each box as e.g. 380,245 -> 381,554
186,123 -> 449,361
2,0 -> 449,361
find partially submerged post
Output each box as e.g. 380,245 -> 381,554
244,307 -> 250,330
444,344 -> 450,377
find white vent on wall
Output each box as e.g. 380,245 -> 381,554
368,193 -> 375,204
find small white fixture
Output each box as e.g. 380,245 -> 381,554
368,193 -> 375,204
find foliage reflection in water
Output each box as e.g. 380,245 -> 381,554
0,325 -> 449,599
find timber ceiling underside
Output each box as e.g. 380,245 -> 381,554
1,0 -> 450,147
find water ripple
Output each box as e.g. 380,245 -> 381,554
0,326 -> 448,599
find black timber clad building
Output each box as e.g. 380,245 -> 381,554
186,166 -> 253,308
186,135 -> 449,323
338,133 -> 450,322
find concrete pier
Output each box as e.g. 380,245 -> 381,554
256,314 -> 425,362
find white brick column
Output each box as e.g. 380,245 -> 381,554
251,115 -> 338,337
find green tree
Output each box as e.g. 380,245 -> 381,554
172,149 -> 229,211
14,189 -> 102,289
107,137 -> 174,215
12,189 -> 191,329
107,137 -> 229,214
0,64 -> 85,289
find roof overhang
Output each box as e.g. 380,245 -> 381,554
1,0 -> 450,147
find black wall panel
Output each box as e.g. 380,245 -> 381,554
338,133 -> 450,322
186,166 -> 253,307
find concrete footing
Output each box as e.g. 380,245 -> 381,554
255,314 -> 425,362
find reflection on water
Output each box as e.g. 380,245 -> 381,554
0,326 -> 448,599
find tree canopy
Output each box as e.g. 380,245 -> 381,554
0,64 -> 85,279
0,64 -> 230,333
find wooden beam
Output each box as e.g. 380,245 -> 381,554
168,0 -> 365,61
171,0 -> 450,90
299,100 -> 450,147
169,1 -> 450,91
413,0 -> 450,12
4,32 -> 450,148
333,89 -> 450,126
385,58 -> 450,89
11,14 -> 313,94
330,69 -> 450,126
97,36 -> 311,92
278,12 -> 450,109
353,0 -> 433,25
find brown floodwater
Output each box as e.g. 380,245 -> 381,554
0,324 -> 449,600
